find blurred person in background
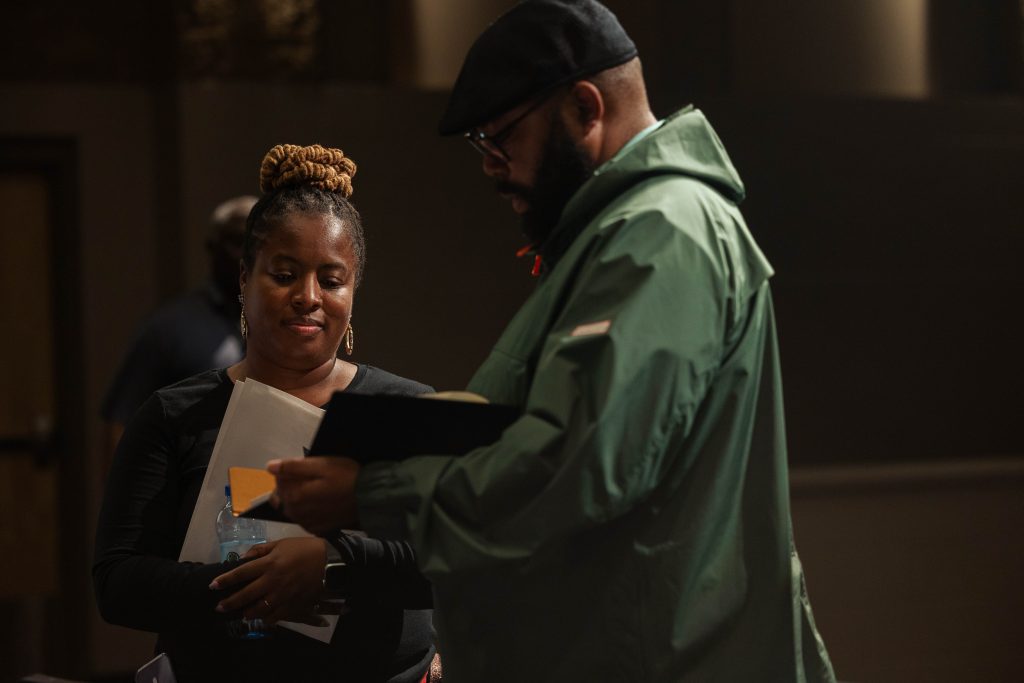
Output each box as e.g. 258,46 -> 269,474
100,196 -> 255,470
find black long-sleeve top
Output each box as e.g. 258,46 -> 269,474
93,366 -> 435,683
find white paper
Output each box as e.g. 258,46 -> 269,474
178,378 -> 337,642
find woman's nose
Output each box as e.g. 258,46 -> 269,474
292,276 -> 322,309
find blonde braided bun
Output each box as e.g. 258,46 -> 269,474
259,143 -> 357,198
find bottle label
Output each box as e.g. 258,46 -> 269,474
219,539 -> 266,563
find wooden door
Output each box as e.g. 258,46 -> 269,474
0,138 -> 87,678
0,171 -> 60,678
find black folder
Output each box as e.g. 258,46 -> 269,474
239,392 -> 519,521
308,392 -> 520,463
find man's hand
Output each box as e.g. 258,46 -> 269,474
268,456 -> 361,535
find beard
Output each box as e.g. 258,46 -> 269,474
495,114 -> 595,245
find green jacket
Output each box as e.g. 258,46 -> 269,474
358,107 -> 836,682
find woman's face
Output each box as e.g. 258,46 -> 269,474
240,211 -> 356,371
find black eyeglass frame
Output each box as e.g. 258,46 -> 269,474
463,90 -> 559,162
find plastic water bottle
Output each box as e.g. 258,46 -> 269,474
216,485 -> 271,638
216,485 -> 267,562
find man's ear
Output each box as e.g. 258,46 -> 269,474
568,81 -> 604,135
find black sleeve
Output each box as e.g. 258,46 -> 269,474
328,533 -> 434,610
92,394 -> 239,633
347,365 -> 435,398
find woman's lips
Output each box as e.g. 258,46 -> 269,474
285,320 -> 323,336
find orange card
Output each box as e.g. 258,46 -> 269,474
228,466 -> 276,517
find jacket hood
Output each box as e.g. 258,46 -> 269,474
542,107 -> 745,266
576,105 -> 745,211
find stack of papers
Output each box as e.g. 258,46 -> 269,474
177,378 -> 335,643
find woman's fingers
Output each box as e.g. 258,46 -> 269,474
242,541 -> 275,560
210,556 -> 262,590
216,573 -> 269,614
214,537 -> 328,621
242,592 -> 280,622
241,587 -> 304,623
210,541 -> 277,589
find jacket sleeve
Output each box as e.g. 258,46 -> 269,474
328,533 -> 433,609
92,395 -> 236,633
357,209 -> 730,578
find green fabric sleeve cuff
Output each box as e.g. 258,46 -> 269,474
356,461 -> 409,542
356,456 -> 455,545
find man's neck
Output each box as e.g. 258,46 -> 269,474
597,110 -> 657,166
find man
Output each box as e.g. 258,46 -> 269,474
101,196 -> 256,457
271,1 -> 836,680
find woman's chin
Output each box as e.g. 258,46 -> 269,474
269,347 -> 339,372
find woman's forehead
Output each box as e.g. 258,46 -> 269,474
262,213 -> 355,262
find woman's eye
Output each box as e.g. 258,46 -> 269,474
321,279 -> 343,290
271,272 -> 294,283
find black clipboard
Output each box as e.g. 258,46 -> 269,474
308,392 -> 520,463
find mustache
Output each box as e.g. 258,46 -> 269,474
494,180 -> 531,197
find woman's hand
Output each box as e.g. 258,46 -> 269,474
268,456 -> 361,535
210,537 -> 327,623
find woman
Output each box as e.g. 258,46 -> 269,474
94,144 -> 435,682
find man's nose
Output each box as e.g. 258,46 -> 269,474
481,152 -> 507,178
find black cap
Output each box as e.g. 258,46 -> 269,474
438,0 -> 638,136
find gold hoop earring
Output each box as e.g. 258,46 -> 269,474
344,323 -> 354,356
238,294 -> 248,340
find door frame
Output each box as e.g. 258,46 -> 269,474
0,137 -> 87,675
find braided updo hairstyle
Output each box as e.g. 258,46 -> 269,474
243,143 -> 365,283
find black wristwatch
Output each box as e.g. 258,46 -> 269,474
323,560 -> 352,598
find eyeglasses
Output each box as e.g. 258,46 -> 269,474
464,94 -> 553,163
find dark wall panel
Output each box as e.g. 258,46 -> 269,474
700,97 -> 1024,463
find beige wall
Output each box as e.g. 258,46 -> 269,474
406,0 -> 516,90
734,0 -> 930,98
791,459 -> 1024,682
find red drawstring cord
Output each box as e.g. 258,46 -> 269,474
516,244 -> 542,277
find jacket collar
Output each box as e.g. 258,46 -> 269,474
535,107 -> 711,273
